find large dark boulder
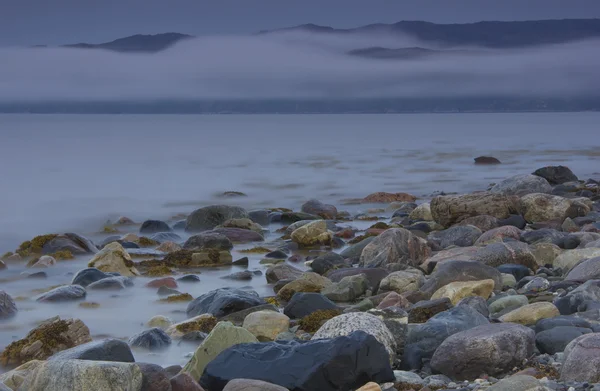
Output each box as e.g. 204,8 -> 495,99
186,288 -> 265,318
533,165 -> 578,185
284,292 -> 339,319
536,326 -> 592,354
128,328 -> 172,351
326,268 -> 389,291
183,231 -> 233,251
310,252 -> 348,275
200,331 -> 394,391
186,205 -> 249,232
339,236 -> 376,264
490,174 -> 552,196
48,339 -> 135,362
71,267 -> 112,287
140,220 -> 171,234
420,260 -> 502,299
359,228 -> 430,268
430,323 -> 535,380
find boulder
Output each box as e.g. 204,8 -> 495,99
458,215 -> 501,232
170,373 -> 205,391
181,321 -> 258,381
183,231 -> 233,251
187,288 -> 265,318
0,360 -> 41,390
377,291 -> 411,310
0,290 -> 17,319
535,315 -> 592,332
474,156 -> 501,165
430,192 -> 518,228
248,210 -> 270,226
520,193 -> 581,223
566,257 -> 600,281
36,285 -> 86,302
491,174 -> 552,196
0,317 -> 92,366
165,314 -> 218,339
88,276 -> 132,290
489,295 -> 529,315
17,359 -> 143,391
475,241 -> 538,270
301,199 -> 337,219
407,298 -> 453,323
431,279 -> 494,305
458,295 -> 490,317
213,228 -> 264,243
409,203 -> 432,221
277,273 -> 332,302
310,252 -> 348,275
128,328 -> 172,351
430,323 -> 535,380
201,331 -> 394,391
48,339 -> 134,362
486,375 -> 545,391
475,226 -> 521,246
497,264 -> 531,282
150,232 -> 182,243
421,246 -> 479,270
71,267 -> 112,287
87,242 -> 140,277
326,268 -> 388,291
536,326 -> 592,354
137,362 -> 171,391
283,292 -> 338,319
140,220 -> 171,234
186,205 -> 249,232
190,250 -> 232,266
290,220 -> 332,247
223,379 -> 288,391
242,310 -> 290,341
533,165 -> 578,185
429,225 -> 482,249
561,333 -> 600,382
321,273 -> 368,302
266,263 -> 303,283
499,302 -> 559,325
42,233 -> 98,255
420,260 -> 502,299
219,305 -> 279,326
312,312 -> 396,362
555,248 -> 600,273
359,228 -> 430,268
379,270 -> 424,295
530,243 -> 562,266
340,236 -> 376,264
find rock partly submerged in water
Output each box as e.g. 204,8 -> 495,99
186,288 -> 265,318
87,242 -> 140,277
186,205 -> 249,232
0,290 -> 17,319
430,192 -> 518,228
359,228 -> 430,268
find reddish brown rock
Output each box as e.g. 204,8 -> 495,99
146,277 -> 178,289
170,373 -> 205,391
377,292 -> 411,310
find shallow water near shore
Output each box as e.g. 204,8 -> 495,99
0,112 -> 599,372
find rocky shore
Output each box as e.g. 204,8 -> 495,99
1,165 -> 600,390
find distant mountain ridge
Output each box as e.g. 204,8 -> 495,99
57,19 -> 600,54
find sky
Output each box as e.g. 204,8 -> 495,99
1,0 -> 600,46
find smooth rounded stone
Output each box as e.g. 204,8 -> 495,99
312,312 -> 397,362
42,233 -> 99,255
223,379 -> 289,391
339,237 -> 376,264
457,215 -> 501,232
562,217 -> 580,232
521,228 -> 567,247
243,310 -> 290,341
475,226 -> 522,246
486,375 -> 545,391
489,295 -> 529,314
283,292 -> 338,319
276,273 -> 332,302
555,280 -> 600,315
178,274 -> 201,283
407,298 -> 453,323
326,268 -> 389,291
171,372 -> 205,391
187,288 -> 264,318
0,317 -> 92,366
359,228 -> 430,269
183,231 -> 233,251
150,232 -> 182,243
554,248 -> 600,273
190,250 -> 232,266
457,296 -> 490,317
498,214 -> 527,230
420,260 -> 502,298
431,192 -> 518,228
431,279 -> 494,305
572,231 -> 600,246
147,315 -> 173,330
476,241 -> 538,270
265,264 -> 303,284
419,246 -> 476,271
409,203 -> 432,221
474,156 -> 501,165
393,370 -> 424,387
566,257 -> 600,281
322,273 -> 369,302
310,252 -> 348,275
186,205 -> 249,232
376,291 -> 410,310
290,220 -> 332,247
87,242 -> 140,277
301,199 -> 338,219
247,209 -> 270,226
140,219 -> 172,234
536,326 -> 592,354
430,323 -> 535,380
36,284 -> 86,302
87,276 -> 132,290
0,290 -> 17,319
279,212 -> 321,224
499,302 -> 560,325
497,264 -> 531,281
213,228 -> 264,243
128,328 -> 172,351
181,321 -> 259,381
535,315 -> 592,333
379,270 -> 424,295
218,218 -> 264,234
501,273 -> 517,287
491,174 -> 552,196
71,268 -> 111,287
136,362 -> 172,391
201,331 -> 393,391
48,338 -> 135,362
521,276 -> 550,292
533,165 -> 578,185
30,255 -> 56,268
18,359 -> 143,391
429,225 -> 482,249
561,333 -> 600,382
530,243 -> 562,267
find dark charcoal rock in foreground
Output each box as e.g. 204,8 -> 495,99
128,328 -> 172,351
48,338 -> 135,362
561,333 -> 600,382
430,323 -> 535,380
284,292 -> 339,319
200,331 -> 394,391
533,165 -> 578,185
140,220 -> 172,234
310,252 -> 348,275
36,285 -> 86,302
0,290 -> 17,319
71,267 -> 112,287
186,288 -> 265,318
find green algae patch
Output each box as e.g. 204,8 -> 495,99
239,247 -> 272,254
145,265 -> 173,277
348,233 -> 377,244
298,309 -> 342,333
16,234 -> 58,257
175,315 -> 217,334
159,293 -> 193,303
50,250 -> 74,260
138,237 -> 159,247
0,319 -> 69,366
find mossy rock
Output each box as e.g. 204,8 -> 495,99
49,250 -> 74,260
1,251 -> 14,260
369,222 -> 390,230
269,207 -> 293,213
16,234 -> 58,257
78,302 -> 100,309
102,226 -> 119,234
298,309 -> 342,333
159,293 -> 193,303
175,316 -> 217,334
138,237 -> 159,247
264,296 -> 280,307
239,247 -> 272,254
348,233 -> 378,245
145,265 -> 173,277
162,250 -> 194,267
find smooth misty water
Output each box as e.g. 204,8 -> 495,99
0,112 -> 599,371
